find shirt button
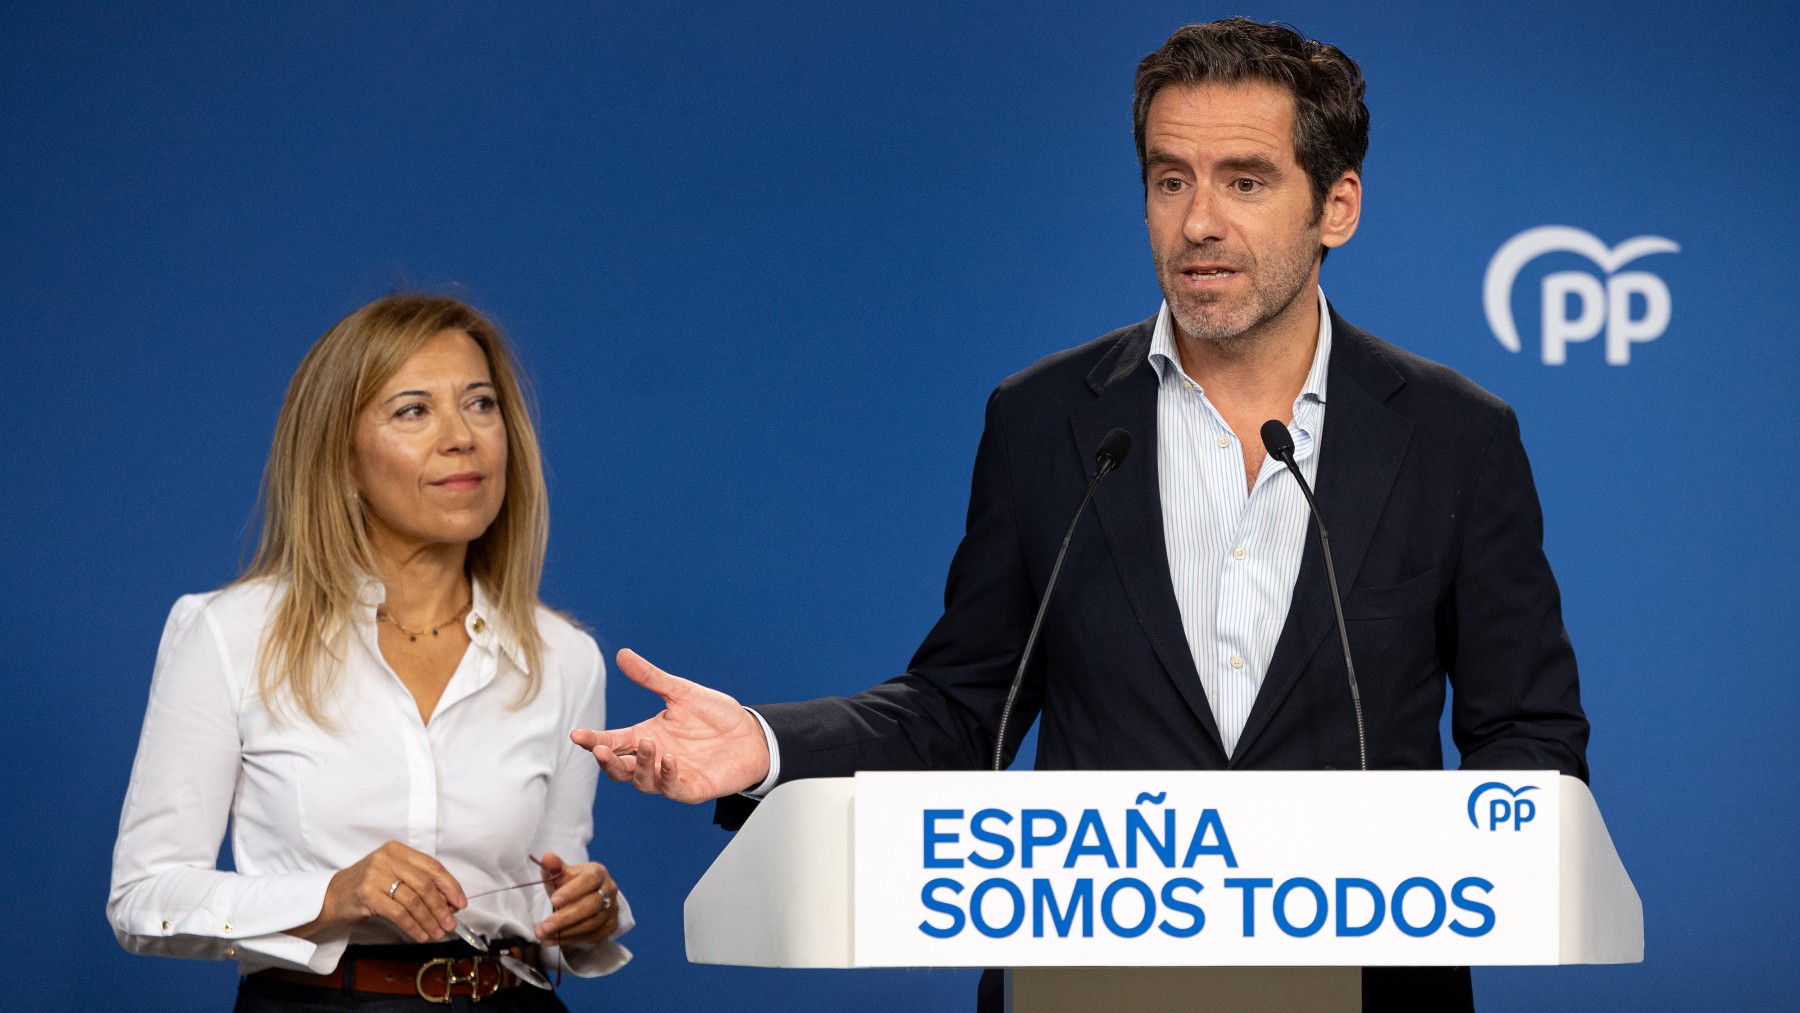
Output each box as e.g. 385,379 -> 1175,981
1216,436 -> 1230,448
1233,547 -> 1247,560
1230,656 -> 1244,669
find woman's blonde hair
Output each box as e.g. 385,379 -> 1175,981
242,294 -> 550,723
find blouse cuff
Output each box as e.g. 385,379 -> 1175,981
548,891 -> 635,977
219,869 -> 343,972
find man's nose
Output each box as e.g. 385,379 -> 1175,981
1181,188 -> 1225,246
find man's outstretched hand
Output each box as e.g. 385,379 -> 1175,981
570,649 -> 772,804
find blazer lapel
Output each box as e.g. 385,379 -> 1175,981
1230,312 -> 1413,764
1070,319 -> 1228,758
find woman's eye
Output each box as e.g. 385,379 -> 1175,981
469,395 -> 499,413
394,404 -> 426,420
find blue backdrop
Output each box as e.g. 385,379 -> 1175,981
6,2 -> 1796,1010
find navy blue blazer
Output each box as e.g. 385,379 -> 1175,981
738,308 -> 1588,806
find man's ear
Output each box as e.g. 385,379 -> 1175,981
1319,170 -> 1361,249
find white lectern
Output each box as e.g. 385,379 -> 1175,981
686,771 -> 1640,1012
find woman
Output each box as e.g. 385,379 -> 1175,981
109,295 -> 630,1009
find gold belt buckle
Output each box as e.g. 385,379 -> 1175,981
416,956 -> 501,1004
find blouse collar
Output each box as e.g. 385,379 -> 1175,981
354,573 -> 532,676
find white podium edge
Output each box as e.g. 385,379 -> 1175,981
1557,776 -> 1644,964
685,777 -> 855,967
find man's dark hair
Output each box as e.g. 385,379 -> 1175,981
1133,18 -> 1369,213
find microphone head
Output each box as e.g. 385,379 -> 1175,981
1260,419 -> 1295,460
1095,428 -> 1133,474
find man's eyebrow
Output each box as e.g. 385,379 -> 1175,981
1144,147 -> 1189,170
1218,154 -> 1284,178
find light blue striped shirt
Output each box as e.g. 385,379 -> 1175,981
1149,289 -> 1331,758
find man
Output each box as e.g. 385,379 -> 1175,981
574,18 -> 1589,1010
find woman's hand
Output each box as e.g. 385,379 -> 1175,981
295,841 -> 468,943
532,851 -> 621,948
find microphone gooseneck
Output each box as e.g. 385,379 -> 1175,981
992,428 -> 1132,771
1260,420 -> 1367,772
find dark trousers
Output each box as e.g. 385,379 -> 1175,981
976,966 -> 1475,1011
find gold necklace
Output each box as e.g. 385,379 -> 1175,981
376,599 -> 472,642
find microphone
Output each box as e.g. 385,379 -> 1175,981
1093,428 -> 1131,478
1260,420 -> 1367,772
992,428 -> 1132,771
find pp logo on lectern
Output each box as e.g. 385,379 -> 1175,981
1467,782 -> 1539,832
1483,225 -> 1679,365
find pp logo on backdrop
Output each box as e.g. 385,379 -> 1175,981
1467,782 -> 1539,832
1483,226 -> 1679,365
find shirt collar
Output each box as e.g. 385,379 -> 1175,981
466,579 -> 531,675
355,572 -> 532,675
1147,287 -> 1334,408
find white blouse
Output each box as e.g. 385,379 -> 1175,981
107,577 -> 634,976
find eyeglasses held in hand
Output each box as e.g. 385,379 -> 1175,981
451,855 -> 565,990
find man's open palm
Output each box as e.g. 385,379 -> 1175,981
570,649 -> 771,804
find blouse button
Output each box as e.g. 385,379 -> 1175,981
160,920 -> 170,932
222,921 -> 233,933
472,617 -> 486,634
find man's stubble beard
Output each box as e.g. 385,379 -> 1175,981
1154,235 -> 1321,353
